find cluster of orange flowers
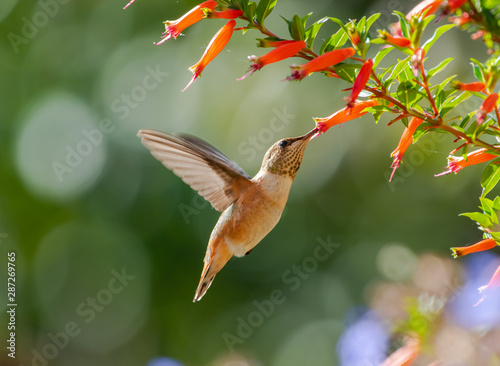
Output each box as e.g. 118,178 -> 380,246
128,0 -> 500,307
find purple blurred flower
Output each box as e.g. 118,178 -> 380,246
448,252 -> 500,328
146,357 -> 184,366
337,310 -> 390,366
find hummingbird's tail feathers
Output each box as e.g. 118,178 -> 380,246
193,240 -> 232,302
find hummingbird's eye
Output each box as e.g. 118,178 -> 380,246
279,140 -> 288,148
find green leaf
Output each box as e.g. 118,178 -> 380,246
435,74 -> 456,97
471,58 -> 485,83
481,160 -> 500,197
490,232 -> 500,242
397,81 -> 420,107
255,0 -> 277,25
393,11 -> 410,39
335,63 -> 358,82
245,1 -> 257,22
399,64 -> 415,83
460,212 -> 493,228
320,27 -> 348,54
305,17 -> 328,49
385,57 -> 411,85
356,16 -> 366,35
422,24 -> 455,53
365,13 -> 381,32
373,46 -> 393,67
329,17 -> 348,32
428,58 -> 454,79
231,0 -> 243,11
441,92 -> 472,117
365,104 -> 391,124
484,0 -> 500,8
289,13 -> 312,41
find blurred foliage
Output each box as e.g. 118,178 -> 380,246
0,0 -> 499,365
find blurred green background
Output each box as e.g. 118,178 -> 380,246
1,0 -> 499,365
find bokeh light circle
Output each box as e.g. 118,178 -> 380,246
0,0 -> 17,23
34,221 -> 151,353
15,92 -> 107,202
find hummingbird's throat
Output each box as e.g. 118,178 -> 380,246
264,148 -> 304,179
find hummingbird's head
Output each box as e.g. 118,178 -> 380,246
261,128 -> 318,179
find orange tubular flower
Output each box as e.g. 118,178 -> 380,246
379,31 -> 412,48
348,28 -> 361,47
155,0 -> 218,45
390,117 -> 423,181
406,0 -> 443,19
450,12 -> 472,26
448,0 -> 468,11
477,93 -> 499,124
475,264 -> 500,306
204,9 -> 243,19
287,47 -> 356,81
345,59 -> 373,109
183,20 -> 236,92
313,100 -> 378,135
436,148 -> 497,176
472,30 -> 486,40
238,40 -> 306,80
451,238 -> 497,258
453,81 -> 486,92
389,22 -> 403,37
381,338 -> 420,366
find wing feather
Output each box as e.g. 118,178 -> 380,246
138,129 -> 253,212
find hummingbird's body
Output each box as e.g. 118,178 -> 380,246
138,128 -> 316,301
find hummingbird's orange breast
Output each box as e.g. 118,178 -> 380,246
210,172 -> 293,257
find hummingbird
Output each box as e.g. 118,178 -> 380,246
137,127 -> 318,302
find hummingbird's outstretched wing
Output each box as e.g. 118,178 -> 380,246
138,129 -> 253,212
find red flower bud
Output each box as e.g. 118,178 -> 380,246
453,81 -> 486,92
348,29 -> 361,47
411,48 -> 425,77
183,20 -> 236,91
436,148 -> 497,176
379,31 -> 412,48
451,239 -> 497,258
477,93 -> 498,124
406,0 -> 444,19
471,30 -> 486,40
450,12 -> 472,26
238,40 -> 307,80
155,1 -> 218,45
345,59 -> 373,109
475,264 -> 500,306
286,47 -> 355,81
448,0 -> 468,11
389,117 -> 423,181
314,100 -> 378,134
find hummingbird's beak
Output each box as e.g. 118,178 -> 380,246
299,127 -> 320,142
